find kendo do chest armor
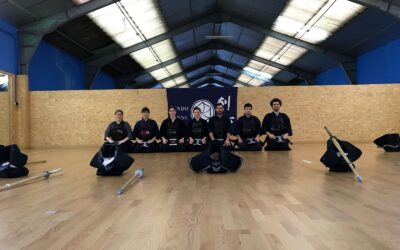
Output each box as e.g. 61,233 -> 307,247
110,122 -> 128,141
214,119 -> 226,139
139,121 -> 152,141
242,118 -> 256,138
167,121 -> 178,139
270,116 -> 286,135
192,120 -> 203,139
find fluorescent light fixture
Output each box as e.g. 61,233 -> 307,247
243,67 -> 272,81
205,72 -> 223,76
204,35 -> 234,39
197,83 -> 209,88
72,0 -> 91,5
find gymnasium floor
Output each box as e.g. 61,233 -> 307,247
0,143 -> 399,249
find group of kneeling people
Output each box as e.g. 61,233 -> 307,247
104,98 -> 293,154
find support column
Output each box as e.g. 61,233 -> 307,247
9,75 -> 30,149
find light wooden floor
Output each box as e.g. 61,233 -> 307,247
0,143 -> 399,250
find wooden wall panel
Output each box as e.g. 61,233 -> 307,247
29,84 -> 400,148
238,84 -> 400,142
30,89 -> 167,148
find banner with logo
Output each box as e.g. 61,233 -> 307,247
166,88 -> 238,125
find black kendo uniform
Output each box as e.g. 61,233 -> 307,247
262,112 -> 292,151
159,118 -> 186,152
0,144 -> 29,178
132,119 -> 159,153
104,121 -> 134,153
209,115 -> 231,148
186,117 -> 209,152
235,115 -> 262,151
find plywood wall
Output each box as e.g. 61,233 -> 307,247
0,92 -> 9,145
30,89 -> 167,148
237,84 -> 400,142
30,84 -> 400,148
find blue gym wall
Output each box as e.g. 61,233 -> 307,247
29,41 -> 116,91
315,65 -> 351,85
316,38 -> 400,85
356,38 -> 400,84
0,19 -> 18,74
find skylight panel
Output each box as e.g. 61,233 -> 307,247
130,40 -> 177,68
272,0 -> 364,44
238,74 -> 253,83
255,37 -> 307,66
234,83 -> 245,87
151,63 -> 182,80
247,60 -> 281,76
88,0 -> 187,88
247,78 -> 264,87
161,76 -> 186,88
88,0 -> 167,47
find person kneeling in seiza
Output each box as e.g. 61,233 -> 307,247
132,107 -> 160,153
235,103 -> 262,151
188,141 -> 242,173
90,143 -> 134,176
104,109 -> 134,153
0,144 -> 29,178
187,107 -> 209,152
159,106 -> 186,152
262,98 -> 293,151
209,103 -> 232,149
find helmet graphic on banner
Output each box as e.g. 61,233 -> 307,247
191,99 -> 215,121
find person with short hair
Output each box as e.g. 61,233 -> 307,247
209,103 -> 231,148
159,106 -> 186,152
262,98 -> 293,151
187,107 -> 208,151
104,109 -> 134,153
132,107 -> 159,153
234,103 -> 262,151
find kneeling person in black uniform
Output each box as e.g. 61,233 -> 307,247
209,103 -> 231,148
132,107 -> 159,153
235,103 -> 262,151
187,107 -> 208,152
160,106 -> 186,152
262,98 -> 293,151
104,109 -> 134,153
